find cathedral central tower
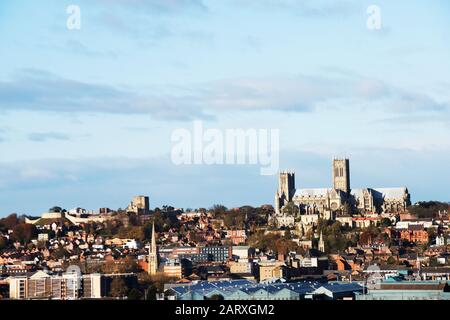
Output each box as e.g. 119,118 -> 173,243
332,158 -> 350,194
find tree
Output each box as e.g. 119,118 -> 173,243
128,213 -> 140,227
331,221 -> 342,235
284,229 -> 293,240
128,288 -> 142,300
145,284 -> 158,300
222,211 -> 245,229
52,246 -> 70,260
148,212 -> 180,233
102,260 -> 117,274
0,237 -> 7,250
109,278 -> 128,298
185,230 -> 200,243
386,256 -> 396,265
275,238 -> 298,255
408,201 -> 449,219
11,224 -> 37,245
118,256 -> 139,273
211,204 -> 227,217
247,231 -> 298,254
342,202 -> 352,215
0,214 -> 20,230
118,226 -> 144,240
282,202 -> 299,217
148,274 -> 177,293
161,205 -> 175,213
380,218 -> 392,227
427,228 -> 437,246
359,226 -> 380,246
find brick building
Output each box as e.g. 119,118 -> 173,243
400,225 -> 429,243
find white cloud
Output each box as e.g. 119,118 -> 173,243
0,69 -> 447,121
18,168 -> 55,181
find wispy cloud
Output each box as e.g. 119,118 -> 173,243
86,0 -> 209,40
0,69 -> 211,121
92,0 -> 208,13
233,0 -> 357,17
64,40 -> 118,59
0,69 -> 447,121
28,132 -> 70,142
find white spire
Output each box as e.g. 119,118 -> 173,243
318,231 -> 325,252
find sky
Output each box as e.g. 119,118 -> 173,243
0,0 -> 449,216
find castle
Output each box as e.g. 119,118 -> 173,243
273,158 -> 411,227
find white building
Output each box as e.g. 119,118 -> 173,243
232,246 -> 250,260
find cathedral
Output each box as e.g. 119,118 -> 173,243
273,158 -> 411,227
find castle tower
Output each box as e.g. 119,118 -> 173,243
318,231 -> 325,252
127,195 -> 150,214
148,222 -> 158,275
275,171 -> 296,214
332,158 -> 350,194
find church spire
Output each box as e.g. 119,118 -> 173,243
318,231 -> 325,253
151,221 -> 156,254
148,221 -> 158,275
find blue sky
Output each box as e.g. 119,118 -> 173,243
0,0 -> 449,216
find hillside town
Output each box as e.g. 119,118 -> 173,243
1,160 -> 450,300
